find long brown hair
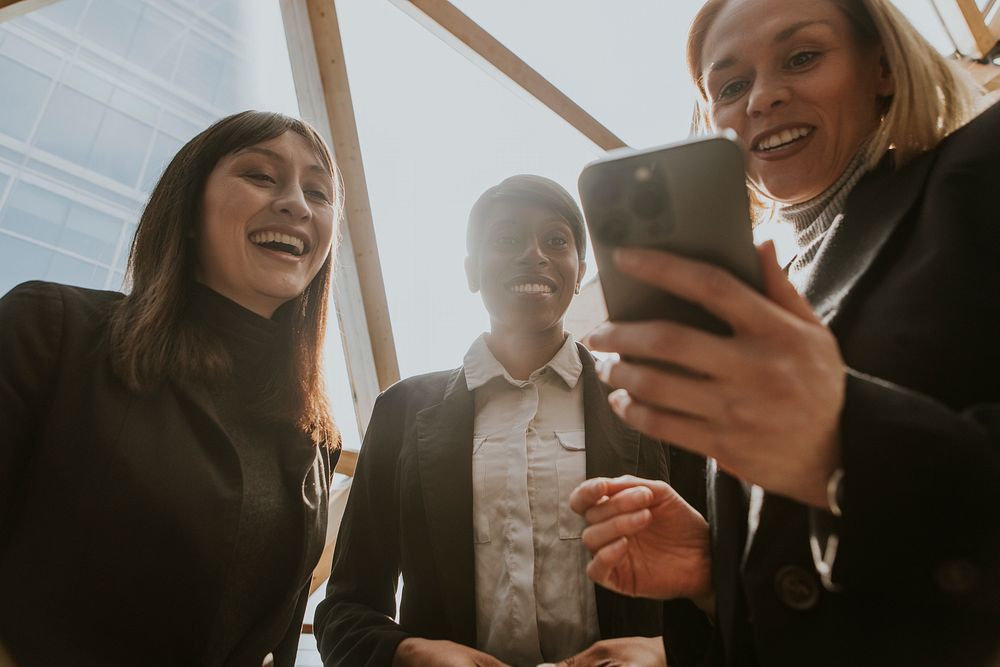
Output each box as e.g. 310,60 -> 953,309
110,110 -> 341,450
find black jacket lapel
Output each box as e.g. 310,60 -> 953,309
415,369 -> 477,646
803,150 -> 936,326
580,345 -> 640,481
580,345 -> 668,638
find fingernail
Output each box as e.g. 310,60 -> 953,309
608,389 -> 629,413
630,510 -> 649,526
595,359 -> 611,382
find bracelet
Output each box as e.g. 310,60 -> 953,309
826,468 -> 845,517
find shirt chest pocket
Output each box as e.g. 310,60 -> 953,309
556,430 -> 587,540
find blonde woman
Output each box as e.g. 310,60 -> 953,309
571,1 -> 1000,665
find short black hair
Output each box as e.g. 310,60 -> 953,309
466,174 -> 586,260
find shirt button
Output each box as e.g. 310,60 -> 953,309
774,564 -> 821,611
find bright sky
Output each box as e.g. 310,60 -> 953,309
247,0 -> 954,451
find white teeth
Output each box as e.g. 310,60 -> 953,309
756,127 -> 813,151
509,283 -> 553,294
249,231 -> 305,255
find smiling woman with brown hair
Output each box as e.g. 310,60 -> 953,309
570,1 -> 1000,665
0,110 -> 341,667
314,175 -> 674,667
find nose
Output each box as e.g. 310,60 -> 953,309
746,74 -> 789,118
517,236 -> 548,266
273,184 -> 310,220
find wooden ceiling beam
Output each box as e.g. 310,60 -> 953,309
391,0 -> 627,151
0,0 -> 55,23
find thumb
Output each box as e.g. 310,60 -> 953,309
756,240 -> 817,323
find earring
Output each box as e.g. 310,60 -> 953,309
574,284 -> 581,294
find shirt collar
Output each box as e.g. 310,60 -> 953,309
463,333 -> 583,391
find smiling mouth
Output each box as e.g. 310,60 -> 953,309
754,126 -> 814,153
249,231 -> 306,257
508,281 -> 554,295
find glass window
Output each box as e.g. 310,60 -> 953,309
0,181 -> 70,245
140,132 -> 183,193
88,109 -> 153,187
0,32 -> 62,77
126,5 -> 184,80
0,56 -> 52,141
33,0 -> 85,29
60,204 -> 124,266
114,224 -> 136,272
46,251 -> 108,289
173,34 -> 227,102
62,63 -> 114,103
159,111 -> 202,144
33,85 -> 104,165
78,0 -> 142,58
109,87 -> 161,127
0,235 -> 55,296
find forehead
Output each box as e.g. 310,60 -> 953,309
230,131 -> 330,177
702,0 -> 847,70
481,199 -> 571,231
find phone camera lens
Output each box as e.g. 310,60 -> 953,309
631,182 -> 666,220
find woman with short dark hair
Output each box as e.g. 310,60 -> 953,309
315,175 -> 673,667
0,110 -> 341,667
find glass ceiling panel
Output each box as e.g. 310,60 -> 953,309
0,0 -> 361,458
337,0 -> 603,379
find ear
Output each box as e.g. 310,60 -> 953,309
876,48 -> 895,97
575,259 -> 587,294
465,256 -> 480,293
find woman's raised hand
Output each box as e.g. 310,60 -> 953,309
587,242 -> 845,509
570,476 -> 712,605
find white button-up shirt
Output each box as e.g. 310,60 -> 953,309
464,334 -> 600,666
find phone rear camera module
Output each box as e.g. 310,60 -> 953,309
630,182 -> 666,220
596,213 -> 628,246
589,170 -> 623,207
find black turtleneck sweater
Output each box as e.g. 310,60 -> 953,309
0,281 -> 335,667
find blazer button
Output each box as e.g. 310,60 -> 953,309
774,564 -> 820,611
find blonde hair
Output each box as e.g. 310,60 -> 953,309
687,0 -> 982,171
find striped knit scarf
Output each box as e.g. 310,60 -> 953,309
781,145 -> 870,291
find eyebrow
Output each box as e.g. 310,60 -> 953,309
706,19 -> 834,75
489,216 -> 569,227
235,146 -> 328,175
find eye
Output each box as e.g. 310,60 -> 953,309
546,236 -> 569,248
492,235 -> 518,248
717,79 -> 749,101
245,172 -> 275,184
305,189 -> 332,204
787,51 -> 820,68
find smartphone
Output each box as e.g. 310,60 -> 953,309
578,135 -> 762,336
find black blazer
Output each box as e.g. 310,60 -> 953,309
315,344 -> 670,666
0,282 -> 334,667
668,101 -> 1000,667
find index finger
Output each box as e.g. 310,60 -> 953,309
570,475 -> 673,515
613,247 -> 786,335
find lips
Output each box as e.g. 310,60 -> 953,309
248,229 -> 310,257
752,125 -> 815,153
505,275 -> 558,295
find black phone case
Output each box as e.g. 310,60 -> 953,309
579,135 -> 762,335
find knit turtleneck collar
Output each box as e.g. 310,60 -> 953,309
187,283 -> 282,363
781,143 -> 871,288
